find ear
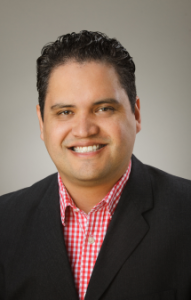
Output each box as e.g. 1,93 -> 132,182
36,104 -> 44,141
134,97 -> 141,134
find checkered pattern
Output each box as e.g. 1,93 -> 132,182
58,161 -> 131,300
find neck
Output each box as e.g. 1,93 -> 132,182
60,177 -> 121,214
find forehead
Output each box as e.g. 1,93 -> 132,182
44,60 -> 130,112
47,61 -> 122,95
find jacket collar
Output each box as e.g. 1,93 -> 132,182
85,155 -> 153,300
35,174 -> 79,299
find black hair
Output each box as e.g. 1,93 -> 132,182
37,30 -> 136,119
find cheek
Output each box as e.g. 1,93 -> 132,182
43,122 -> 68,148
114,121 -> 136,149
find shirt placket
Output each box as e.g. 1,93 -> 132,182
80,211 -> 97,300
76,211 -> 88,300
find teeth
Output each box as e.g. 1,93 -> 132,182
73,145 -> 102,153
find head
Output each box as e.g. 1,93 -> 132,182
36,31 -> 141,190
37,30 -> 137,120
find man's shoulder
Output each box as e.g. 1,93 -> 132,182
0,173 -> 59,265
132,155 -> 191,200
143,160 -> 191,209
146,162 -> 191,190
131,156 -> 191,230
0,173 -> 58,214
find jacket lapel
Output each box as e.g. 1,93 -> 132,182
85,156 -> 153,300
36,174 -> 79,300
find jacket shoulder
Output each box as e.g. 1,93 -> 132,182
133,155 -> 191,187
143,163 -> 191,215
0,173 -> 57,198
0,173 -> 58,223
145,163 -> 191,192
132,155 -> 191,208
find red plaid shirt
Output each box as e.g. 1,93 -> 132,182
58,161 -> 131,300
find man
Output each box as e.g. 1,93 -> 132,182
0,31 -> 191,300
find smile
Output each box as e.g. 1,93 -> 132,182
72,144 -> 105,153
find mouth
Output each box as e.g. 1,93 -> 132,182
70,144 -> 106,153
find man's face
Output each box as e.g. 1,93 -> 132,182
37,61 -> 141,187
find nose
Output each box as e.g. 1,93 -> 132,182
72,114 -> 99,138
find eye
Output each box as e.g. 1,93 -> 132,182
56,110 -> 74,119
98,106 -> 115,112
60,110 -> 73,115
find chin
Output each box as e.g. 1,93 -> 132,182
70,169 -> 107,184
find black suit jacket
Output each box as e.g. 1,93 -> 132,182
0,156 -> 191,300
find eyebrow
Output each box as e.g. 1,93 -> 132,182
50,99 -> 120,110
93,99 -> 120,105
51,104 -> 75,110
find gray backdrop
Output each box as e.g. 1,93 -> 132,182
0,0 -> 190,195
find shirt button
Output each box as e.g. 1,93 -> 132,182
88,236 -> 95,244
73,208 -> 79,212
